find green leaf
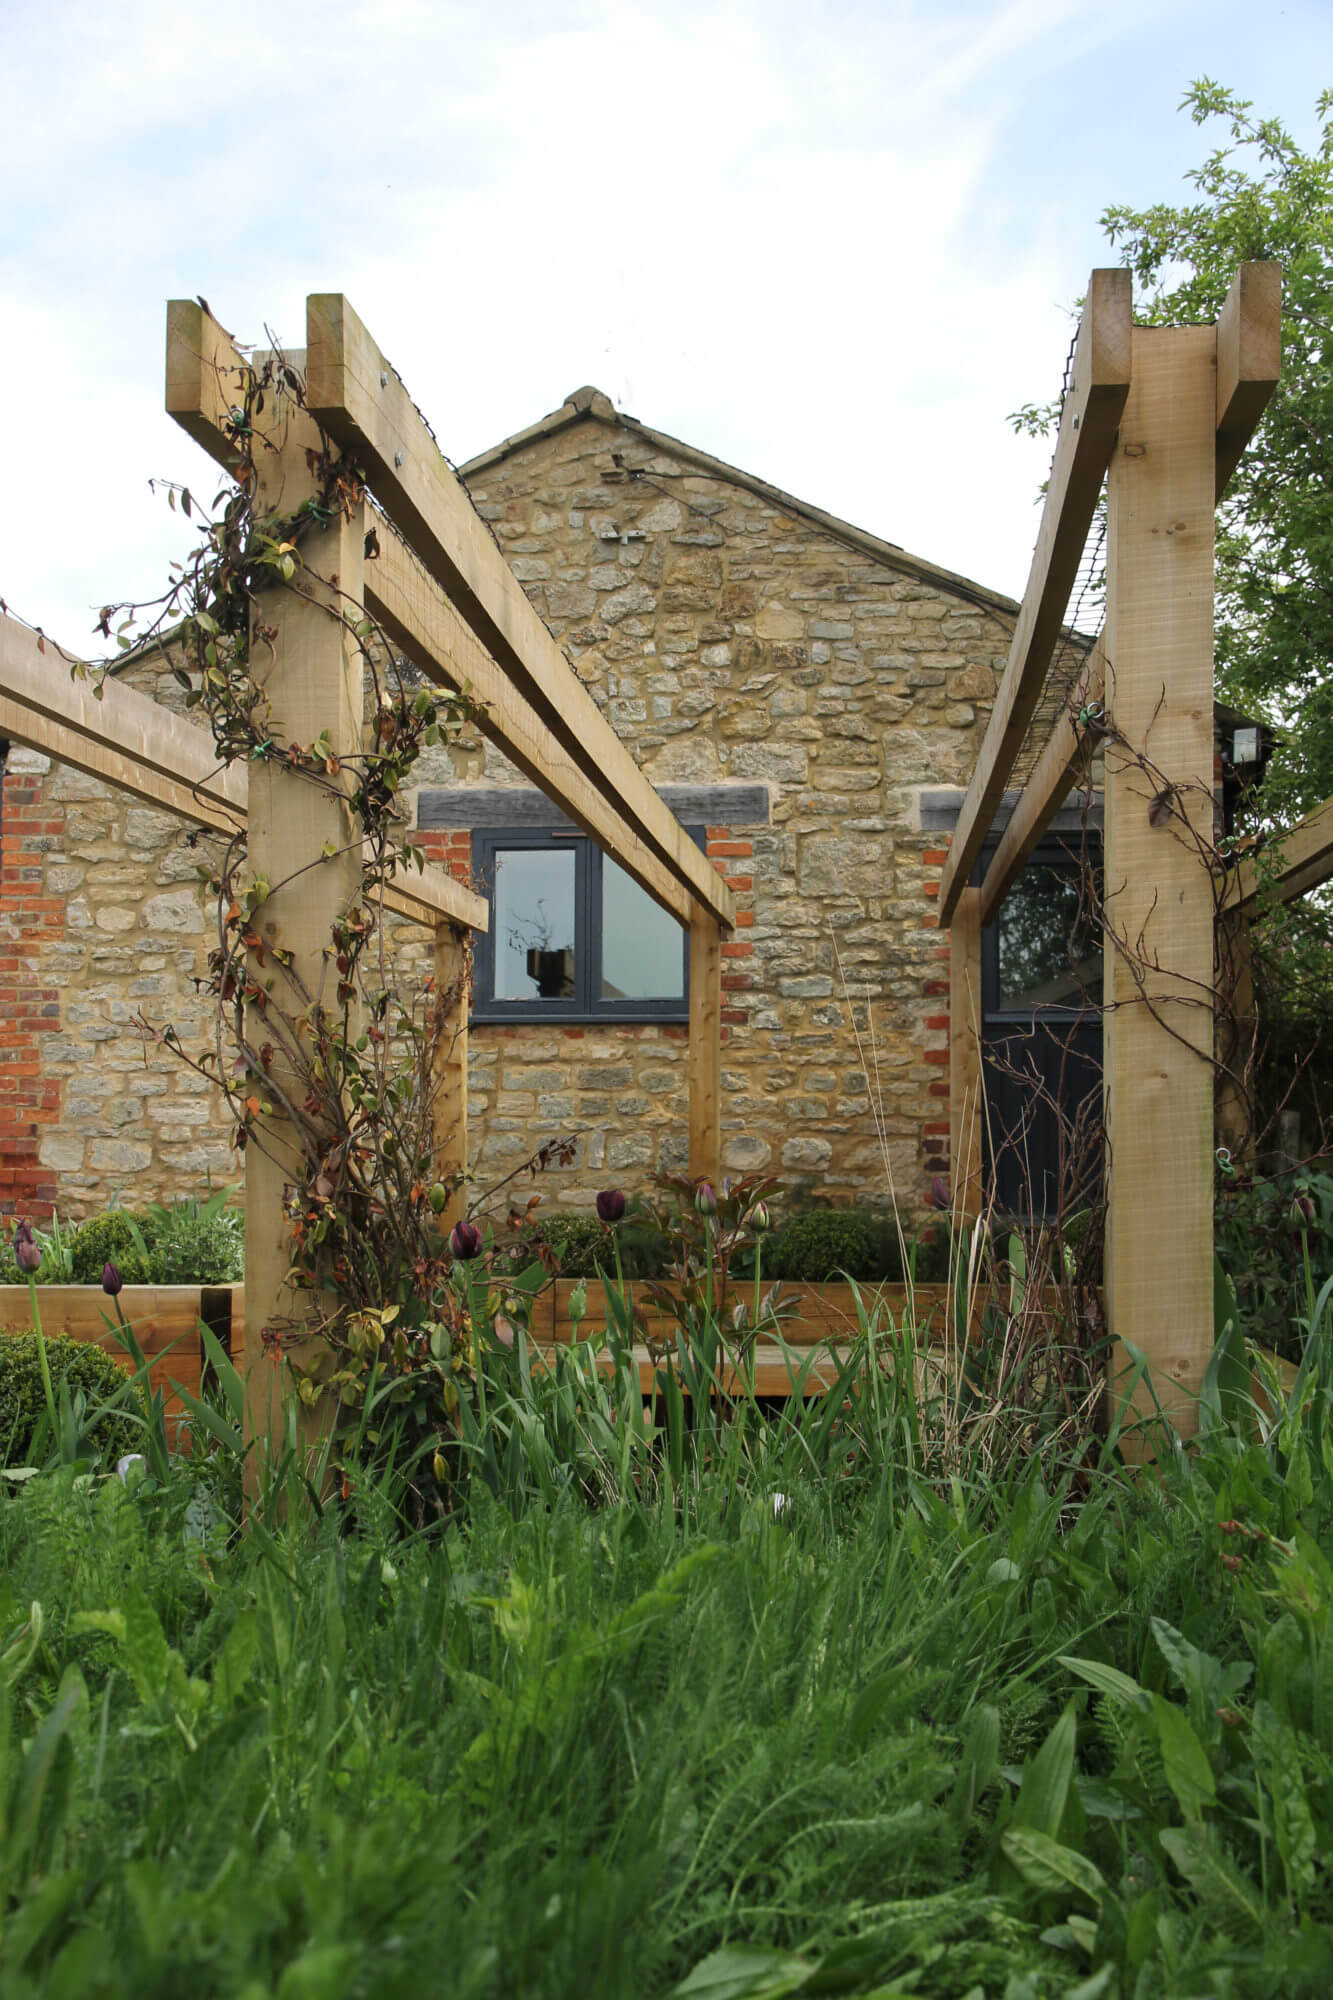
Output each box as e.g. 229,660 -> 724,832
672,1945 -> 813,1999
1151,1696 -> 1216,1822
1060,1655 -> 1151,1711
1001,1826 -> 1104,1907
949,1703 -> 1000,1825
1011,1701 -> 1076,1839
1160,1825 -> 1264,1934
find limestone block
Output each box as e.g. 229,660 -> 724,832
39,1133 -> 86,1172
781,1136 -> 833,1170
729,743 -> 809,785
600,583 -> 657,625
140,891 -> 204,934
755,602 -> 804,641
89,1139 -> 153,1172
723,1134 -> 772,1171
93,907 -> 136,934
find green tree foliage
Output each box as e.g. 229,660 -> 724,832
1101,80 -> 1333,823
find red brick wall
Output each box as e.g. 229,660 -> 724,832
0,764 -> 66,1220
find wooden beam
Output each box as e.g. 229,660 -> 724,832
1224,794 -> 1333,914
432,924 -> 470,1232
979,638 -> 1106,924
305,294 -> 733,931
1103,325 -> 1217,1440
0,614 -> 485,933
1216,262 -> 1281,501
939,270 -> 1132,924
949,887 -> 984,1223
368,527 -> 696,928
688,911 -> 722,1184
0,612 -> 246,832
165,299 -> 252,468
165,301 -> 724,932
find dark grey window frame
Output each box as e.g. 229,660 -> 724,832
471,824 -> 706,1025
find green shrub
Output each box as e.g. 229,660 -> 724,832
0,1331 -> 140,1466
142,1194 -> 244,1285
534,1211 -> 670,1280
762,1210 -> 876,1282
70,1211 -> 162,1288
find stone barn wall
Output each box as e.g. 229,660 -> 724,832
1,387 -> 1019,1225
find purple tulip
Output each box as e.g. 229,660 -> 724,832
1291,1193 -> 1317,1234
450,1219 -> 482,1262
101,1260 -> 124,1297
928,1175 -> 951,1212
747,1201 -> 770,1233
695,1182 -> 717,1216
595,1188 -> 626,1224
13,1223 -> 41,1276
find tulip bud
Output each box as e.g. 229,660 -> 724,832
101,1260 -> 124,1297
1291,1192 -> 1317,1232
695,1182 -> 717,1216
928,1175 -> 951,1212
450,1219 -> 482,1261
493,1313 -> 517,1350
13,1223 -> 41,1276
428,1182 -> 449,1216
595,1187 -> 626,1224
748,1201 -> 770,1233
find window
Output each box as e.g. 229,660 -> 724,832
471,827 -> 703,1022
993,851 -> 1103,1014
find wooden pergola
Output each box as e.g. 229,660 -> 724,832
940,262 -> 1319,1432
1,292 -> 735,1469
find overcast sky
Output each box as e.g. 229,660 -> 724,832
3,0 -> 1329,654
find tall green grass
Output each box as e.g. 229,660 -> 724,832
1,1291 -> 1332,1996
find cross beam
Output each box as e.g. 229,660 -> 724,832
1224,795 -> 1333,914
0,612 -> 487,933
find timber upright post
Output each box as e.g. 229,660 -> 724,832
238,360 -> 367,1491
432,922 -> 470,1232
688,911 -> 722,1185
1103,323 -> 1217,1436
949,887 -> 984,1225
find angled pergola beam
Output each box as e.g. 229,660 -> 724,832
1225,794 -> 1333,915
304,294 -> 733,932
1215,263 -> 1281,502
0,613 -> 485,933
978,637 -> 1106,924
938,269 -> 1132,923
166,301 -> 728,932
368,526 -> 696,927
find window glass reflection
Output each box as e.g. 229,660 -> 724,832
601,858 -> 685,1000
997,865 -> 1102,1011
493,848 -> 577,1001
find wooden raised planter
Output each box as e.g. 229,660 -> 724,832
0,1283 -> 245,1420
536,1277 -> 963,1396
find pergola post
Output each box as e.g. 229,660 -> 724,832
242,408 -> 366,1490
949,887 -> 984,1224
688,910 -> 722,1185
432,922 -> 470,1231
1103,325 -> 1216,1437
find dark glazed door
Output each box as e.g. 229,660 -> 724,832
979,836 -> 1103,1220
